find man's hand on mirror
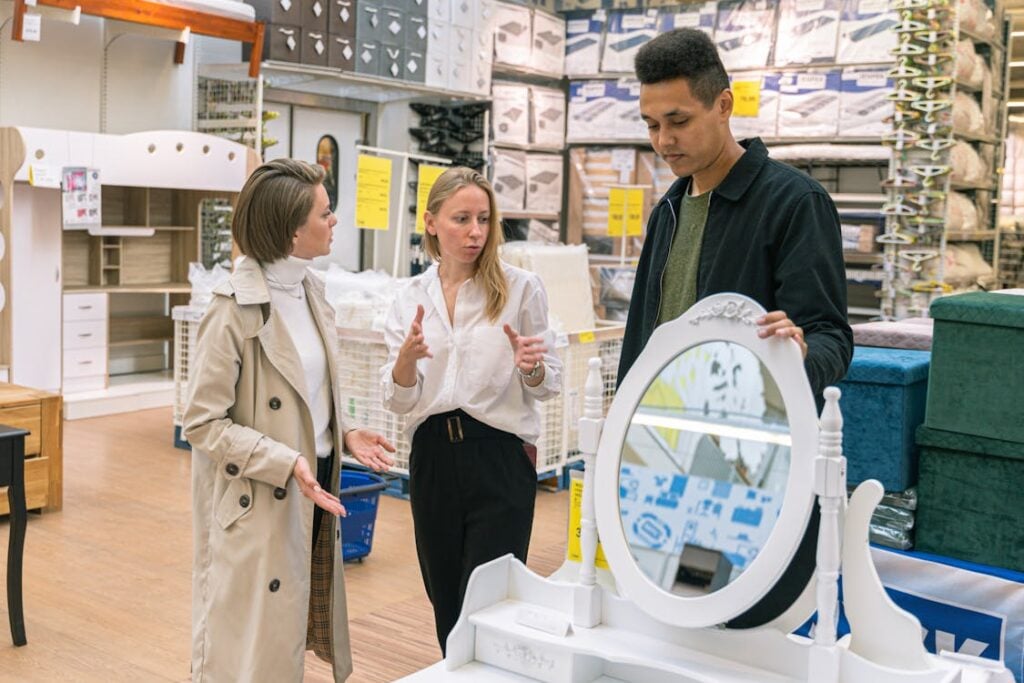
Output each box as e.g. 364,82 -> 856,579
756,311 -> 807,358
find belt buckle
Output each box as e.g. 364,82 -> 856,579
446,415 -> 464,443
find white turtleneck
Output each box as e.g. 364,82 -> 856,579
262,256 -> 333,458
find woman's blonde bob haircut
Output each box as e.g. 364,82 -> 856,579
233,158 -> 326,262
423,167 -> 508,322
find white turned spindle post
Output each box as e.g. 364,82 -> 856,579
815,386 -> 846,646
573,357 -> 604,627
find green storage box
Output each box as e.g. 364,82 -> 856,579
915,425 -> 1024,572
926,291 -> 1024,443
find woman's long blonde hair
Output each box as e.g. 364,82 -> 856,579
423,167 -> 508,322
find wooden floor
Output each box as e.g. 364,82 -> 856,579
0,408 -> 570,682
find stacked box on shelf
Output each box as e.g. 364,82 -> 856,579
778,69 -> 841,138
564,9 -> 607,76
530,86 -> 567,149
914,291 -> 1024,571
836,346 -> 930,492
493,149 -> 528,210
492,82 -> 532,146
773,0 -> 841,66
532,10 -> 566,75
715,0 -> 779,70
327,1 -> 358,71
567,78 -> 646,142
494,1 -> 533,66
836,0 -> 897,64
599,8 -> 659,73
423,0 -> 492,93
526,154 -> 564,214
244,0 -> 303,63
656,2 -> 716,37
838,67 -> 892,138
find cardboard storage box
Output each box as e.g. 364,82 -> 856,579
729,72 -> 780,139
839,67 -> 893,138
530,85 -> 567,148
716,0 -> 779,70
494,2 -> 532,66
778,69 -> 841,137
492,82 -> 532,146
837,0 -> 897,64
600,8 -> 659,73
328,0 -> 358,38
526,153 -> 564,214
837,346 -> 930,491
915,425 -> 1024,571
564,9 -> 606,76
926,291 -> 1024,443
493,150 -> 527,211
774,0 -> 841,66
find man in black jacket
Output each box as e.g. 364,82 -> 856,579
616,28 -> 852,629
617,29 -> 852,400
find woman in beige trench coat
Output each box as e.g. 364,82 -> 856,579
184,159 -> 394,682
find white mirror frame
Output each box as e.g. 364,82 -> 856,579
594,293 -> 819,628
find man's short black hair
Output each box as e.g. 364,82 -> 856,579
634,28 -> 730,109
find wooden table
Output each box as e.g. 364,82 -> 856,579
0,424 -> 28,645
0,384 -> 61,515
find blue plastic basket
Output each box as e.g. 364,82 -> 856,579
338,470 -> 387,562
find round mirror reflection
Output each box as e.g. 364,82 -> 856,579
619,340 -> 791,598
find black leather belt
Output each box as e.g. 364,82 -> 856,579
419,410 -> 519,444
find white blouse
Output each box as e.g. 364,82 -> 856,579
262,256 -> 333,458
381,263 -> 561,445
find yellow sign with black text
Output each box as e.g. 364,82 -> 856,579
414,165 -> 447,234
732,80 -> 761,118
607,187 -> 644,237
355,154 -> 392,230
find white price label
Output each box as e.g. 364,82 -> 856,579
22,13 -> 41,41
622,15 -> 647,30
582,82 -> 606,98
674,12 -> 701,27
856,73 -> 888,87
859,0 -> 889,14
797,73 -> 827,89
796,0 -> 826,12
567,19 -> 589,33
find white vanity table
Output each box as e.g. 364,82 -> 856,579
399,293 -> 1013,683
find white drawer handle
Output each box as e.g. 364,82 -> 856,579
78,333 -> 93,338
79,360 -> 93,366
78,305 -> 93,310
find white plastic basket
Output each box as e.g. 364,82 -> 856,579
335,324 -> 625,480
172,305 -> 206,428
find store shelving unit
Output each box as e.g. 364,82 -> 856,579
878,0 -> 1010,319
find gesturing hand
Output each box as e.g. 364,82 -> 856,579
344,428 -> 396,472
757,310 -> 807,358
502,324 -> 548,375
292,455 -> 346,517
393,304 -> 432,388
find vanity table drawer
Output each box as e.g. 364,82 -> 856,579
63,347 -> 108,379
64,293 -> 108,322
63,319 -> 108,350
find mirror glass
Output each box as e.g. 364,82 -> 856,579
619,340 -> 791,597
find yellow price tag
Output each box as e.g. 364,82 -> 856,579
415,165 -> 447,234
578,330 -> 596,344
355,154 -> 392,230
607,187 -> 644,237
732,80 -> 761,118
567,471 -> 608,569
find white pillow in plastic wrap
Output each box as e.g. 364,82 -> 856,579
189,261 -> 232,309
955,40 -> 984,88
324,265 -> 407,331
946,191 -> 980,232
943,242 -> 994,287
950,141 -> 987,185
953,92 -> 985,137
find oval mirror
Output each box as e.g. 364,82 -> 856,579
620,340 -> 790,597
595,293 -> 818,628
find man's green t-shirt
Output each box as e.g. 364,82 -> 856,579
657,189 -> 711,325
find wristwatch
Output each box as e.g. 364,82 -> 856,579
518,361 -> 543,380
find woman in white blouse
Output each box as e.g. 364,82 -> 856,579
382,166 -> 562,654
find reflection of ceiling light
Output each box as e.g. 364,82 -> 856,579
631,413 -> 793,447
